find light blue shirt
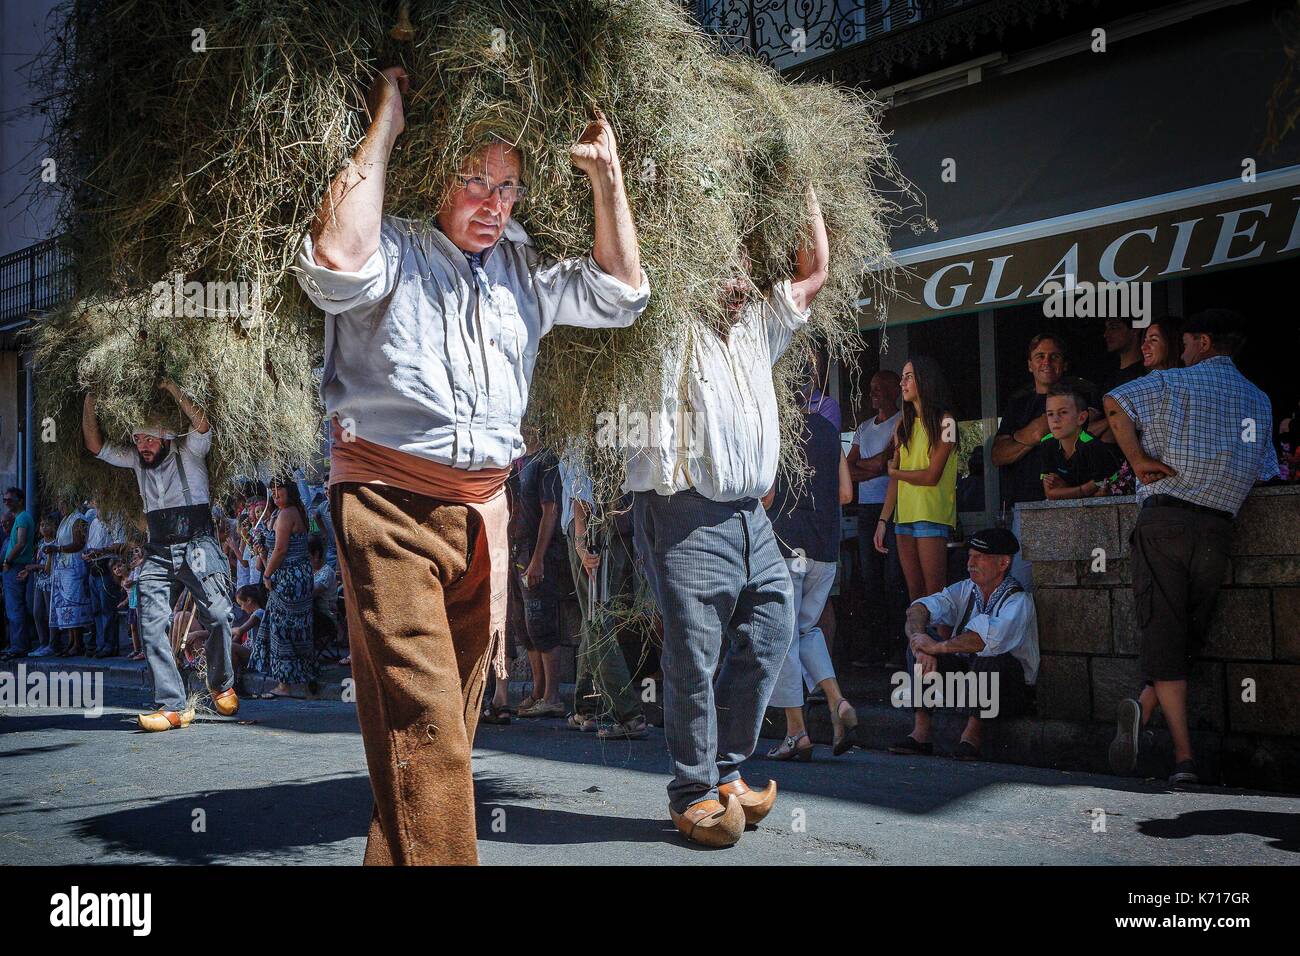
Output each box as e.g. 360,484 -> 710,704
296,216 -> 650,471
1108,356 -> 1277,516
558,453 -> 594,532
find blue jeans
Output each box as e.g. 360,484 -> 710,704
634,490 -> 794,813
89,571 -> 122,654
3,566 -> 30,653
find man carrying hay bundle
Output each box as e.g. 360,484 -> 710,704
295,67 -> 648,866
626,187 -> 829,848
81,380 -> 239,731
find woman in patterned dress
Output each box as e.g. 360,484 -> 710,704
49,509 -> 92,656
249,476 -> 317,698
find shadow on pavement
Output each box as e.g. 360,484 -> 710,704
475,774 -> 670,847
0,741 -> 82,758
72,773 -> 372,863
1136,809 -> 1300,853
471,720 -> 1276,817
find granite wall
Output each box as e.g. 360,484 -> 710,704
1018,485 -> 1300,789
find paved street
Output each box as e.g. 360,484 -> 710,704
2,684 -> 1298,865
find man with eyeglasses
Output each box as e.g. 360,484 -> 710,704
295,66 -> 648,866
0,487 -> 36,661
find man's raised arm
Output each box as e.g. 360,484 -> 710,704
570,109 -> 641,288
791,185 -> 830,313
82,393 -> 104,456
161,379 -> 210,435
309,67 -> 408,273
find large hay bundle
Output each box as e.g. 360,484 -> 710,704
31,0 -> 911,515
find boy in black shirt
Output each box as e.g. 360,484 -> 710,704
1041,385 -> 1121,500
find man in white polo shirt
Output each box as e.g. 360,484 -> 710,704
847,369 -> 904,663
624,187 -> 828,848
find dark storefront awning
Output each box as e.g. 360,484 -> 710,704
870,0 -> 1300,325
876,166 -> 1300,324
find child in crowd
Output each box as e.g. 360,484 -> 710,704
109,557 -> 141,661
232,584 -> 266,681
1041,384 -> 1121,500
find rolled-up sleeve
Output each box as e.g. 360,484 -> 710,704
533,254 -> 649,335
967,592 -> 1036,657
295,218 -> 404,315
1107,371 -> 1164,429
182,427 -> 212,459
96,443 -> 137,469
764,280 -> 812,363
913,583 -> 963,630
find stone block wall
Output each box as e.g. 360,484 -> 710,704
1018,486 -> 1300,788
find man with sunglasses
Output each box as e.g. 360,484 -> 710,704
295,66 -> 647,866
82,379 -> 239,730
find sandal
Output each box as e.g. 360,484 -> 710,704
767,731 -> 813,761
567,712 -> 597,732
830,699 -> 858,757
598,716 -> 648,740
955,740 -> 982,762
480,704 -> 511,725
889,735 -> 934,756
519,700 -> 566,718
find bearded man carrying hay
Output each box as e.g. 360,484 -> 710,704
82,380 -> 239,731
294,67 -> 648,866
625,188 -> 829,848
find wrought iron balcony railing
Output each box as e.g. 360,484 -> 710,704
693,0 -> 987,72
0,238 -> 74,328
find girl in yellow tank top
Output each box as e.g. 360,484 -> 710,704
873,357 -> 958,623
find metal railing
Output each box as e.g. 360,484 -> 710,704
693,0 -> 987,71
0,238 -> 74,328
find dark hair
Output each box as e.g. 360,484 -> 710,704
236,584 -> 266,608
1183,309 -> 1246,357
1027,333 -> 1069,362
307,534 -> 324,560
4,487 -> 22,500
1144,315 -> 1183,367
898,355 -> 954,455
1046,383 -> 1090,413
270,473 -> 309,531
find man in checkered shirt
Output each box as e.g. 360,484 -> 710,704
1102,309 -> 1278,786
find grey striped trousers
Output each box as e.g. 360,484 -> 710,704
633,489 -> 794,813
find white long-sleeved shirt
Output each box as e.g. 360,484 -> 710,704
97,430 -> 213,512
914,576 -> 1040,685
295,215 -> 650,471
621,280 -> 809,501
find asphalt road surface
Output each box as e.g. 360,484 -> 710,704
3,685 -> 1298,865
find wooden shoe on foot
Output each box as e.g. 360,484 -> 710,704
212,687 -> 239,717
718,777 -> 777,826
137,707 -> 195,732
670,795 -> 745,847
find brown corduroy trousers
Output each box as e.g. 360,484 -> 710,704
330,482 -> 496,865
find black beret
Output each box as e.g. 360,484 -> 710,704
967,527 -> 1020,555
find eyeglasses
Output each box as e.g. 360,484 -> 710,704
456,175 -> 527,204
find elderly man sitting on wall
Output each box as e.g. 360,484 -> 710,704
889,528 -> 1040,761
